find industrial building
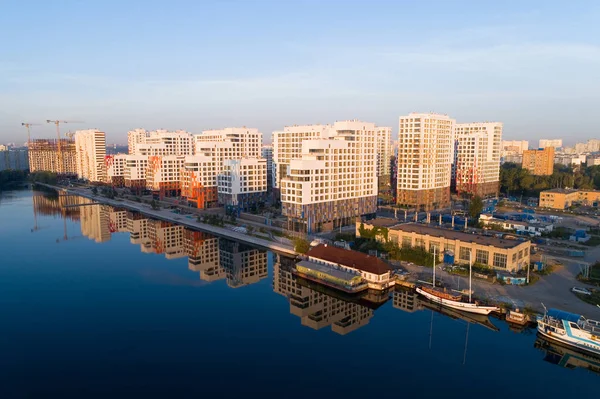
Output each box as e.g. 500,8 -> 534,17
279,120 -> 380,233
452,122 -> 502,197
74,129 -> 106,182
522,147 -> 555,176
357,221 -> 531,273
539,188 -> 600,209
397,113 -> 455,211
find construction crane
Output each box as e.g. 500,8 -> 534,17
21,122 -> 41,145
46,120 -> 83,174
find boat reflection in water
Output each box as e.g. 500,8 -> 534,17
535,335 -> 600,376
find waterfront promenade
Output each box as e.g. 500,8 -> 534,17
38,184 -> 297,257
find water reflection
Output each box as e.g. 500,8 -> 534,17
535,336 -> 600,375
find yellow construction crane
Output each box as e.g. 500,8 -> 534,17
21,122 -> 41,145
46,120 -> 83,174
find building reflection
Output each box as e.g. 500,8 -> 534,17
535,336 -> 600,375
273,254 -> 378,335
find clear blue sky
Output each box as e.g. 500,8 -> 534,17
1,0 -> 599,145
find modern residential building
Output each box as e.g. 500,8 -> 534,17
501,140 -> 529,155
587,154 -> 600,167
555,154 -> 586,167
74,129 -> 107,182
539,188 -> 600,209
522,147 -> 555,176
28,138 -> 77,175
217,158 -> 268,213
261,144 -> 274,195
272,124 -> 327,193
539,139 -> 563,149
195,127 -> 262,160
357,221 -> 531,273
146,155 -> 186,197
219,240 -> 268,288
279,120 -> 379,233
127,128 -> 150,155
105,154 -> 127,186
397,113 -> 455,211
181,155 -> 218,209
129,129 -> 194,157
0,147 -> 28,171
376,127 -> 392,177
453,122 -> 502,197
124,155 -> 149,191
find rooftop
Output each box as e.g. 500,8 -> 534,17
307,244 -> 392,275
541,188 -> 579,194
296,260 -> 360,282
361,217 -> 398,228
387,223 -> 528,249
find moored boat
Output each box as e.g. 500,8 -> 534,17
506,309 -> 529,326
416,286 -> 499,315
537,308 -> 600,356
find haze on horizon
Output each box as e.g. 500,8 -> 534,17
1,0 -> 599,145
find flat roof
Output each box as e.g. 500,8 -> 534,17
307,245 -> 392,275
387,223 -> 528,249
296,260 -> 360,281
541,188 -> 579,194
361,217 -> 399,227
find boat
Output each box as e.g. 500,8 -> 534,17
420,298 -> 500,332
536,308 -> 600,356
415,248 -> 500,316
506,309 -> 529,326
534,335 -> 600,375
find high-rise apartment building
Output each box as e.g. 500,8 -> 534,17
376,127 -> 392,177
539,139 -> 563,149
181,155 -> 219,209
124,155 -> 149,191
128,129 -> 194,156
522,147 -> 555,176
261,145 -> 274,194
217,158 -> 268,212
0,148 -> 28,171
105,154 -> 127,186
74,129 -> 106,182
28,138 -> 77,175
501,140 -> 528,155
146,155 -> 186,196
397,113 -> 455,211
279,120 -> 378,233
453,122 -> 502,197
194,127 -> 262,160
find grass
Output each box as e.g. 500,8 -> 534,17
575,291 -> 600,307
583,236 -> 600,247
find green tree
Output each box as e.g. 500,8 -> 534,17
293,238 -> 311,254
150,199 -> 160,210
468,195 -> 484,219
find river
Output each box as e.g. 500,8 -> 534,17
0,189 -> 598,398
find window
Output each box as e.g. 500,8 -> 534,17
493,253 -> 507,268
402,236 -> 412,248
459,247 -> 471,261
512,253 -> 517,263
415,238 -> 425,249
446,243 -> 455,253
524,247 -> 529,256
475,249 -> 489,265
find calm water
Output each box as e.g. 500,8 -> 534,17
0,190 -> 598,398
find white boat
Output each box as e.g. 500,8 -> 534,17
537,308 -> 600,356
416,248 -> 499,316
416,286 -> 499,315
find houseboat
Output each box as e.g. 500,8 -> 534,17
293,260 -> 368,294
537,308 -> 600,355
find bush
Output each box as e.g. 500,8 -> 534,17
293,238 -> 310,254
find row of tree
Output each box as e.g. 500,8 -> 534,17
0,170 -> 29,188
500,163 -> 600,196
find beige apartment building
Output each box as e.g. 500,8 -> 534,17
74,129 -> 106,183
539,188 -> 600,209
377,127 -> 392,177
357,220 -> 531,272
28,138 -> 77,175
397,113 -> 454,211
522,147 -> 554,176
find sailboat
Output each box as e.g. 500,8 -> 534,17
416,249 -> 500,315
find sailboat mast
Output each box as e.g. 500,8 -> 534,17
432,247 -> 436,287
469,250 -> 472,303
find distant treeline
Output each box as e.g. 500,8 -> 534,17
500,163 -> 600,197
0,170 -> 29,189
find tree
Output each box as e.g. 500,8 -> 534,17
150,199 -> 160,210
468,196 -> 484,219
293,238 -> 311,254
91,187 -> 98,195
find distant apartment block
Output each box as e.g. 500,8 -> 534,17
261,145 -> 274,194
195,127 -> 262,160
501,140 -> 528,154
539,188 -> 600,209
124,155 -> 148,191
377,127 -> 392,177
397,113 -> 454,211
146,155 -> 185,197
0,148 -> 28,171
181,155 -> 219,209
128,129 -> 194,156
539,139 -> 563,149
522,147 -> 554,176
279,120 -> 379,233
218,158 -> 267,213
74,129 -> 107,182
453,122 -> 502,197
105,154 -> 127,186
587,154 -> 600,167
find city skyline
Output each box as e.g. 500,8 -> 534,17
2,0 -> 600,144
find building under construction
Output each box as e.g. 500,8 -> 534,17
28,138 -> 77,175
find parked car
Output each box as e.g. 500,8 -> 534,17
571,287 -> 592,296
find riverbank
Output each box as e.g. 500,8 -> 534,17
36,183 -> 298,257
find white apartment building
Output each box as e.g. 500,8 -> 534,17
135,130 -> 194,156
539,139 -> 563,149
195,127 -> 262,160
261,145 -> 274,192
181,155 -> 219,209
124,155 -> 149,190
377,127 -> 392,177
453,122 -> 502,197
146,155 -> 186,195
217,158 -> 268,211
272,124 -> 327,191
397,113 -> 455,211
127,128 -> 150,155
501,140 -> 529,156
74,129 -> 106,182
280,120 -> 378,233
105,154 -> 127,186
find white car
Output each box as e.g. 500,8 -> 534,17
571,287 -> 592,296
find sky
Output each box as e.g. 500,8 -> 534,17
1,0 -> 599,145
